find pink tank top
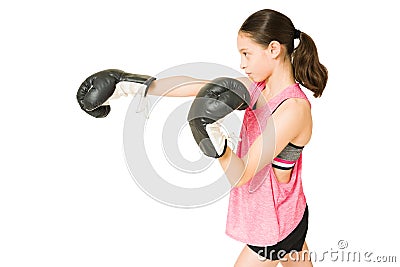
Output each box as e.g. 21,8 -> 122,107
225,82 -> 310,246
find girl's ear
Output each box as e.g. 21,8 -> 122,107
268,41 -> 281,59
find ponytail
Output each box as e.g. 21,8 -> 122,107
292,32 -> 328,97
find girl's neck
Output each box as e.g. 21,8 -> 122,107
263,59 -> 295,101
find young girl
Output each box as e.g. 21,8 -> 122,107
78,8 -> 328,267
219,9 -> 328,266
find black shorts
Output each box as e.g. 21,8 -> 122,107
247,205 -> 309,261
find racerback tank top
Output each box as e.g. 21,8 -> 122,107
225,81 -> 310,246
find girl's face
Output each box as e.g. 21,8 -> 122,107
237,32 -> 274,82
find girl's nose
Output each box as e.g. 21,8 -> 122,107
240,60 -> 247,70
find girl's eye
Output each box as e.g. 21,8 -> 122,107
243,52 -> 247,56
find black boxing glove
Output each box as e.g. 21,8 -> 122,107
76,69 -> 156,118
187,77 -> 250,158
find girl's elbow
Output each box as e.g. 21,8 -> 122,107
232,166 -> 258,187
233,173 -> 251,187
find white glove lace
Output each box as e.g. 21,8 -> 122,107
102,81 -> 150,118
205,119 -> 241,156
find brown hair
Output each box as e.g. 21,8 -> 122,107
239,9 -> 328,97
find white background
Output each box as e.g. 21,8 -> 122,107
1,0 -> 399,266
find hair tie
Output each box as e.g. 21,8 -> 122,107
294,29 -> 301,39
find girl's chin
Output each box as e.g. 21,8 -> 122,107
247,74 -> 265,83
250,76 -> 261,82
251,76 -> 267,83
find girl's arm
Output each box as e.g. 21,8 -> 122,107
218,98 -> 311,187
146,76 -> 208,97
146,76 -> 252,97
